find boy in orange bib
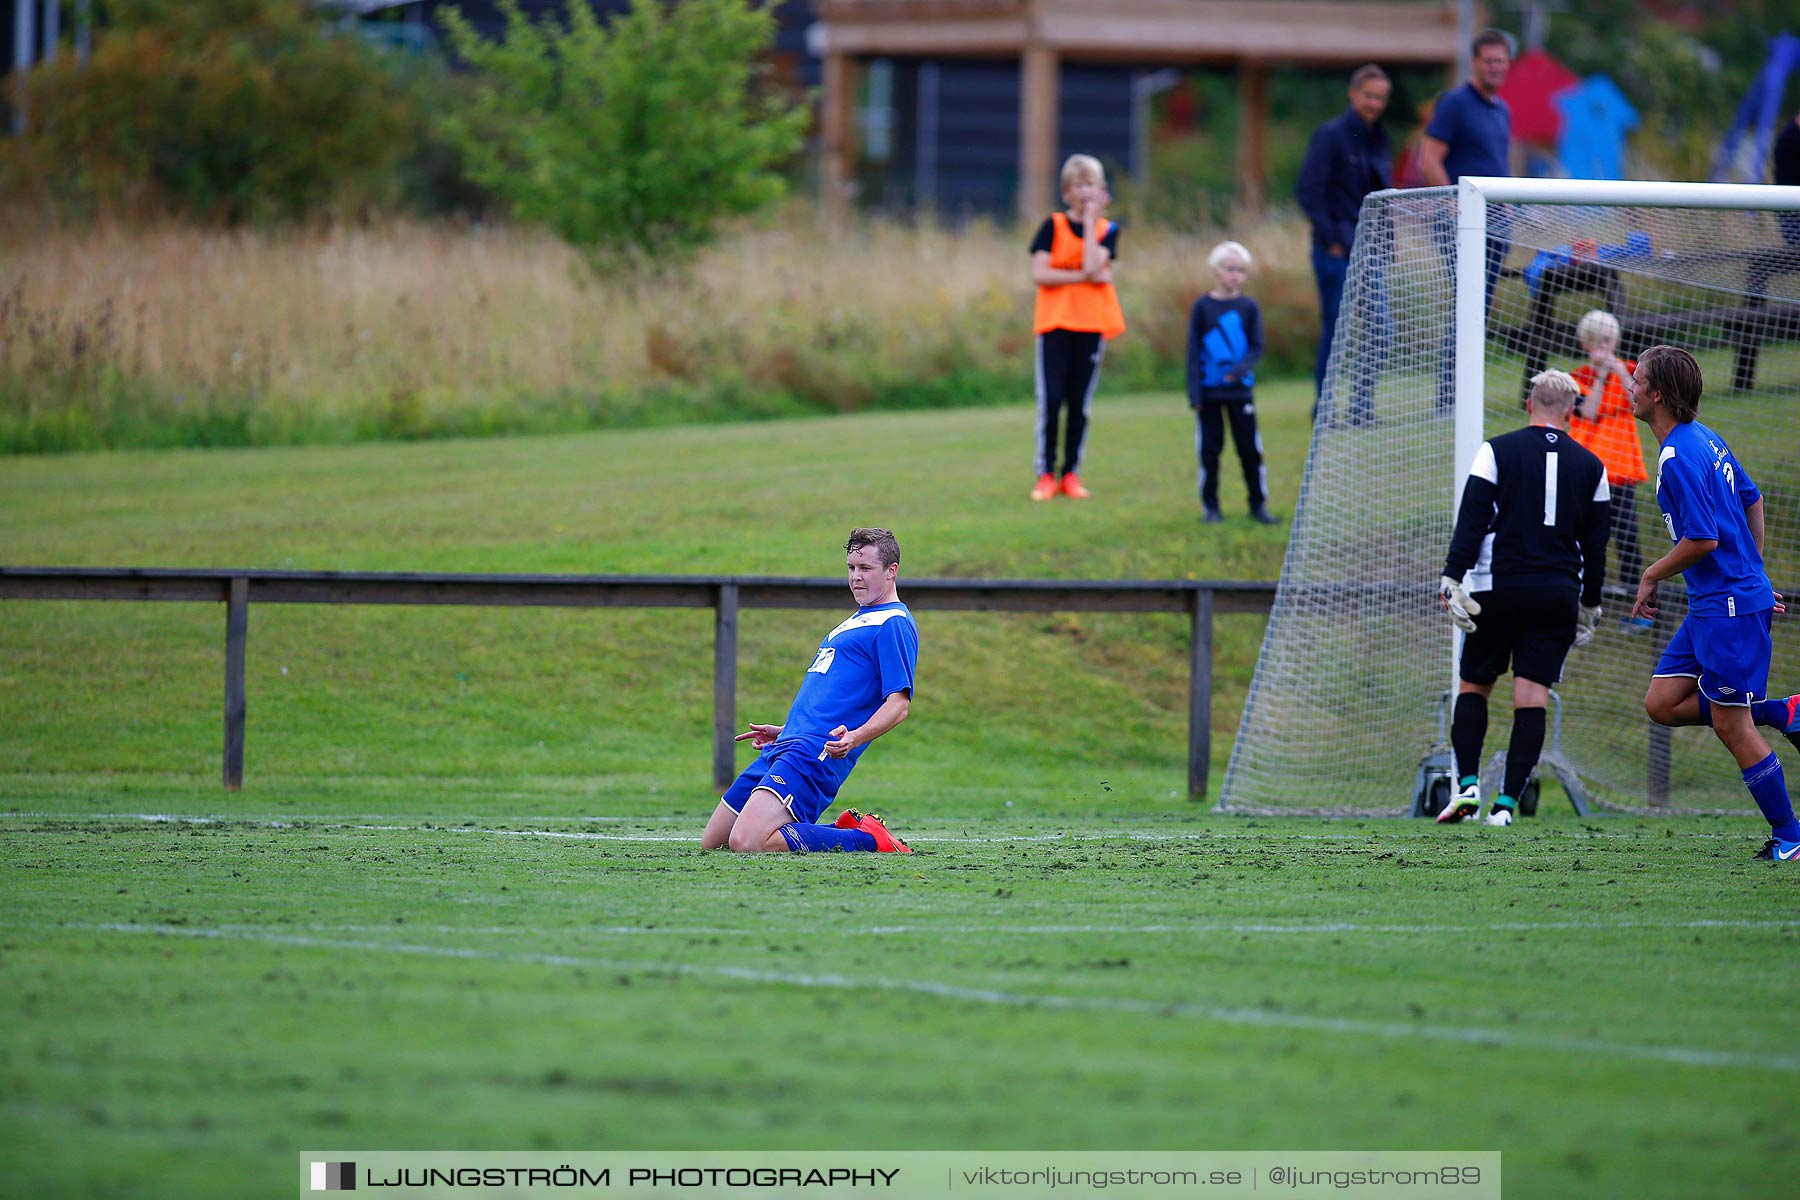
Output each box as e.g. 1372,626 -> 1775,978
1567,309 -> 1651,631
1028,154 -> 1126,501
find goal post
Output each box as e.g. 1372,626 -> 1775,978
1220,177 -> 1800,816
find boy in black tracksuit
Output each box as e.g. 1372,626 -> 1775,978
1187,240 -> 1276,524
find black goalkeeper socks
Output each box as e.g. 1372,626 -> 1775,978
1451,692 -> 1489,783
1503,706 -> 1547,801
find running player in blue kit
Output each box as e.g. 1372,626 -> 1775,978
701,528 -> 919,854
1630,347 -> 1800,862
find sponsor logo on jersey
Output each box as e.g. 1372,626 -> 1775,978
769,774 -> 787,786
1663,512 -> 1676,541
807,646 -> 835,674
1545,430 -> 1558,443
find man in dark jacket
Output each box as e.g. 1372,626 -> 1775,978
1296,64 -> 1392,425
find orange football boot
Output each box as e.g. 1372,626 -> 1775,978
855,812 -> 912,853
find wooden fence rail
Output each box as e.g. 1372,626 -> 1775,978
0,567 -> 1277,798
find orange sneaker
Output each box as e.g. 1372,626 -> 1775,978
1030,474 -> 1058,502
1059,472 -> 1090,499
833,808 -> 862,829
855,812 -> 912,853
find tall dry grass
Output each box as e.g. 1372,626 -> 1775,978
0,209 -> 1321,452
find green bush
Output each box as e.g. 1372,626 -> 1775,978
439,0 -> 810,258
0,0 -> 414,222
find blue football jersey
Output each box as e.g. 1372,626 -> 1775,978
1654,421 -> 1773,617
770,601 -> 918,784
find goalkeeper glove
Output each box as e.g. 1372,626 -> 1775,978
1573,603 -> 1603,648
1439,576 -> 1481,633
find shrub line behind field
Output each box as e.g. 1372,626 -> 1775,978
0,214 -> 1319,453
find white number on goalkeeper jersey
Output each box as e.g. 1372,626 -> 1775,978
1542,452 -> 1559,526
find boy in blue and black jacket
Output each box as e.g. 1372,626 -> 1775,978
1186,240 -> 1276,524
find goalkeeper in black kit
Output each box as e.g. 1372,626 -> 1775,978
1437,370 -> 1611,825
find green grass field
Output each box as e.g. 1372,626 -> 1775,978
3,383 -> 1798,1199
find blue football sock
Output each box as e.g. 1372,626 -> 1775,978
1742,753 -> 1800,842
779,822 -> 878,853
1750,696 -> 1793,729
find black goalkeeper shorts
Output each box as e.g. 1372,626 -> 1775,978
1458,586 -> 1579,688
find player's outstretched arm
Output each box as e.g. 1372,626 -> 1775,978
1740,499 -> 1787,613
735,723 -> 782,750
1442,463 -> 1498,585
822,691 -> 911,759
1634,537 -> 1719,619
1746,497 -> 1766,555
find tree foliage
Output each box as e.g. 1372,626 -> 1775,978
1544,0 -> 1800,180
0,0 -> 414,222
439,0 -> 809,257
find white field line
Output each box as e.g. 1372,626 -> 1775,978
60,921 -> 1800,1075
80,917 -> 1795,938
0,812 -> 1767,844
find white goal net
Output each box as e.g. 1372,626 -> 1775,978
1223,179 -> 1800,816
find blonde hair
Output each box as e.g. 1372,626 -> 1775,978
1528,368 -> 1582,412
1208,240 -> 1252,270
1576,309 -> 1621,349
1060,154 -> 1106,191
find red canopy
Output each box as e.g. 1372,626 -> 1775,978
1498,48 -> 1580,144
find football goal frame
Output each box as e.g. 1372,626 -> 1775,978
1449,178 -> 1800,717
1219,176 -> 1800,817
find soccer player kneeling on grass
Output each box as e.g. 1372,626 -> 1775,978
1438,370 -> 1610,826
1629,347 -> 1800,863
700,528 -> 918,854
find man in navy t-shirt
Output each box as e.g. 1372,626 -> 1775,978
1420,30 -> 1512,186
701,528 -> 920,854
1631,347 -> 1800,862
1421,29 -> 1513,412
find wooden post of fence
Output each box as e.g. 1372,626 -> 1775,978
223,576 -> 249,790
713,582 -> 739,791
1188,587 -> 1215,799
1018,41 -> 1058,224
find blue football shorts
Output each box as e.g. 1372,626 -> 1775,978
1653,609 -> 1774,707
721,744 -> 840,825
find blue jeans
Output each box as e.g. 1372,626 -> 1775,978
1312,244 -> 1386,425
1432,208 -> 1510,414
1311,246 -> 1348,404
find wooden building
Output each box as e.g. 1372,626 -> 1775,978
814,0 -> 1470,223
